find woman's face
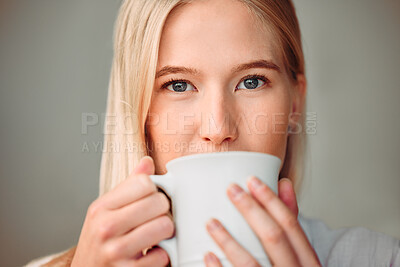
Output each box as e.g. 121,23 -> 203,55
146,0 -> 305,175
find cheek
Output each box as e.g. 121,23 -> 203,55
146,100 -> 191,174
147,112 -> 179,153
240,89 -> 291,133
238,89 -> 291,158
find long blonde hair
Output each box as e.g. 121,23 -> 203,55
99,0 -> 307,196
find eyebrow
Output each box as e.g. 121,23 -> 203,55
155,59 -> 281,79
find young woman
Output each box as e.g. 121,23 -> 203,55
26,0 -> 399,266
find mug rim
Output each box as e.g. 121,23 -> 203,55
166,150 -> 281,170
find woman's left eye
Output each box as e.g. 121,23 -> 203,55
236,76 -> 268,90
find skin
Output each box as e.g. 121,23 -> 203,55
71,156 -> 174,267
145,0 -> 320,266
72,0 -> 318,266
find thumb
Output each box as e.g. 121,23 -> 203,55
278,178 -> 299,217
132,156 -> 155,175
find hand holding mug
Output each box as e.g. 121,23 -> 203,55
71,156 -> 173,267
204,176 -> 321,267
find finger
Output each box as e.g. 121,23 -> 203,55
99,156 -> 157,210
132,156 -> 156,175
204,251 -> 223,267
278,178 -> 298,216
248,176 -> 321,267
206,218 -> 260,267
227,183 -> 299,266
104,215 -> 174,260
109,192 -> 171,236
133,247 -> 169,267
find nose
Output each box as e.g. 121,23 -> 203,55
199,91 -> 238,146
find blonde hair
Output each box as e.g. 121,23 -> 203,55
99,0 -> 307,196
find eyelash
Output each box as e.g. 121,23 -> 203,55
160,73 -> 271,92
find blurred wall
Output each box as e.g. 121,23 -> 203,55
295,0 -> 400,241
0,1 -> 120,266
0,0 -> 399,266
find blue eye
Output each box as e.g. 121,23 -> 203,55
161,74 -> 269,92
236,75 -> 268,90
163,79 -> 195,92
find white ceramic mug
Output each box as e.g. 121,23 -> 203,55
150,151 -> 281,267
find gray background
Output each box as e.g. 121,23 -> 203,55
0,0 -> 399,266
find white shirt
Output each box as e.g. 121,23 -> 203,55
298,214 -> 400,267
25,214 -> 400,266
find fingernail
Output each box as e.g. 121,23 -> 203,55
142,155 -> 152,161
206,219 -> 221,232
280,177 -> 292,185
140,155 -> 152,164
204,252 -> 218,264
249,176 -> 263,190
228,184 -> 244,200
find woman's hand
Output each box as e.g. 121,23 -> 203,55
203,177 -> 321,267
71,156 -> 173,267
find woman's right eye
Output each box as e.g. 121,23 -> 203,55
163,80 -> 195,92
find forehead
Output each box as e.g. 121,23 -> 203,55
158,0 -> 282,72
